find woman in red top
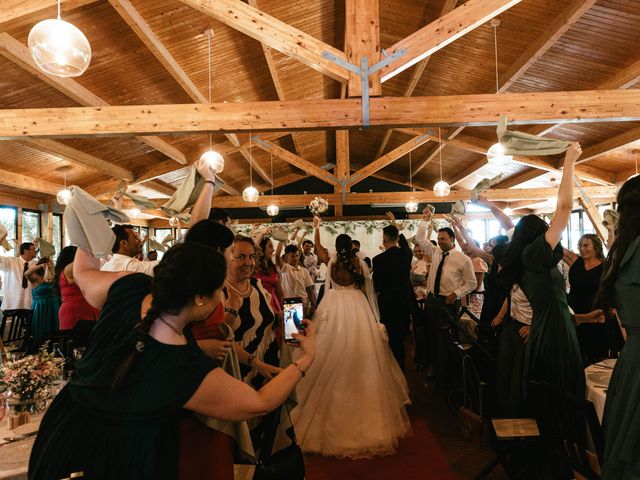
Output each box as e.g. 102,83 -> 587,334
254,236 -> 284,315
54,246 -> 100,330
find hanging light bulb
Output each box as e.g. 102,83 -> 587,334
433,128 -> 451,197
266,204 -> 279,216
56,188 -> 72,205
433,181 -> 451,197
28,0 -> 91,77
128,208 -> 141,219
56,167 -> 72,205
405,202 -> 418,213
504,206 -> 513,216
243,186 -> 259,202
487,142 -> 513,166
199,30 -> 224,174
243,134 -> 259,202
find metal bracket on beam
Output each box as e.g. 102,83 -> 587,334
339,179 -> 349,204
321,49 -> 406,129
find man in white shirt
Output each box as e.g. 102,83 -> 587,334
301,240 -> 320,282
101,225 -> 158,276
0,242 -> 37,310
416,213 -> 477,381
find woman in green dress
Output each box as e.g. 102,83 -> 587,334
25,257 -> 61,348
29,241 -> 315,479
498,143 -> 586,399
597,175 -> 640,479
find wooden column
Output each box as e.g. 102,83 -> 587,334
345,0 -> 380,97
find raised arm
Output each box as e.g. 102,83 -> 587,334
73,248 -> 132,310
562,247 -> 579,267
313,216 -> 330,265
274,239 -> 285,270
415,207 -> 435,257
189,158 -> 217,226
545,143 -> 581,249
476,196 -> 515,232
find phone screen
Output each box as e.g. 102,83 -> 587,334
283,298 -> 305,344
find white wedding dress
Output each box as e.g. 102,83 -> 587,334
291,257 -> 411,459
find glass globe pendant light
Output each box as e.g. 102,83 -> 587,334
266,152 -> 279,216
405,151 -> 419,213
127,207 -> 141,220
486,19 -> 511,167
28,0 -> 91,77
433,128 -> 450,197
242,134 -> 259,203
56,167 -> 72,205
199,30 -> 224,174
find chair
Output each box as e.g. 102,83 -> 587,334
0,309 -> 33,353
528,381 -> 603,479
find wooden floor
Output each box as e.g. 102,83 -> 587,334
403,347 -> 510,480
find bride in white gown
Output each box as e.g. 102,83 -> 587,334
291,217 -> 411,459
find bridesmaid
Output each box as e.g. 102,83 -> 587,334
597,175 -> 640,479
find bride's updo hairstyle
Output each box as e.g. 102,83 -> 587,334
113,242 -> 226,388
335,233 -> 365,288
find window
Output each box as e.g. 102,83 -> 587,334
569,211 -> 581,250
53,214 -> 63,259
0,206 -> 17,256
22,209 -> 41,244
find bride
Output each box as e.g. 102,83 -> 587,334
291,216 -> 411,459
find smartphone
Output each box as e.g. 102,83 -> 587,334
283,297 -> 305,345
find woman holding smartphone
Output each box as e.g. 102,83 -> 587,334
290,217 -> 411,460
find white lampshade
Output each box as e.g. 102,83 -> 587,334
487,143 -> 513,166
200,150 -> 224,174
242,186 -> 259,203
28,18 -> 91,77
266,204 -> 279,216
127,208 -> 141,220
56,188 -> 73,205
504,207 -> 513,216
433,180 -> 451,197
168,216 -> 180,228
405,201 -> 418,213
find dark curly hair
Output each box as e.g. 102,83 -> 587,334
113,242 -> 227,388
256,236 -> 277,275
54,245 -> 77,295
335,234 -> 364,288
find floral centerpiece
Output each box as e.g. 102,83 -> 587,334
1,345 -> 63,414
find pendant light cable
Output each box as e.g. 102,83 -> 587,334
409,151 -> 413,191
438,128 -> 443,181
492,21 -> 499,94
270,152 -> 274,196
249,134 -> 253,187
207,30 -> 213,153
57,0 -> 61,19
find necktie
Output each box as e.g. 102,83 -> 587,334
433,252 -> 449,296
22,261 -> 29,288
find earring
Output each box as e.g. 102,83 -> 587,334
197,302 -> 204,307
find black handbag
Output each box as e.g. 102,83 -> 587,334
253,404 -> 305,480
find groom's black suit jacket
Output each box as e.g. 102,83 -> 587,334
372,234 -> 414,327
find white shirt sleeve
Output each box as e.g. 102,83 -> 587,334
454,256 -> 478,299
416,221 -> 434,257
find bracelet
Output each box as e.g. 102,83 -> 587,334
204,180 -> 215,187
292,360 -> 306,377
224,307 -> 239,316
247,354 -> 256,366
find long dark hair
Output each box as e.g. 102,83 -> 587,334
596,176 -> 640,311
113,242 -> 227,388
256,236 -> 277,275
335,233 -> 364,288
498,214 -> 549,289
54,245 -> 77,294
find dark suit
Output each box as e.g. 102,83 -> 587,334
373,234 -> 414,370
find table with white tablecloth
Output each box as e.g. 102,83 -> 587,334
585,359 -> 616,423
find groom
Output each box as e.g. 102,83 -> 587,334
373,224 -> 414,370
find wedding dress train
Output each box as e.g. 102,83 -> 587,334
291,258 -> 411,459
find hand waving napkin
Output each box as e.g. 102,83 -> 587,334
118,185 -> 156,210
161,164 -> 205,218
147,237 -> 167,253
602,209 -> 619,230
0,224 -> 12,251
450,200 -> 466,220
497,115 -> 572,157
471,174 -> 504,202
64,186 -> 131,258
35,237 -> 56,258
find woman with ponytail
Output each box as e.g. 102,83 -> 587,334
596,175 -> 640,479
290,216 -> 410,459
29,241 -> 315,480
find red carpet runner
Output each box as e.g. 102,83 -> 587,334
305,406 -> 457,480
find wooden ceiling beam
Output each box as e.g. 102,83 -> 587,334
253,138 -> 338,186
5,90 -> 640,137
449,156 -> 488,186
20,139 -> 134,182
0,0 -> 99,26
374,0 -> 458,157
345,0 -> 380,97
226,134 -> 272,184
178,0 -> 350,82
379,0 -> 522,82
0,32 -> 187,165
412,143 -> 444,177
207,186 -> 616,209
335,130 -> 350,193
349,135 -> 431,186
142,180 -> 176,197
576,126 -> 640,168
493,167 -> 546,189
0,168 -> 63,196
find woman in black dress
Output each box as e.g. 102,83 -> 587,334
29,242 -> 315,480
